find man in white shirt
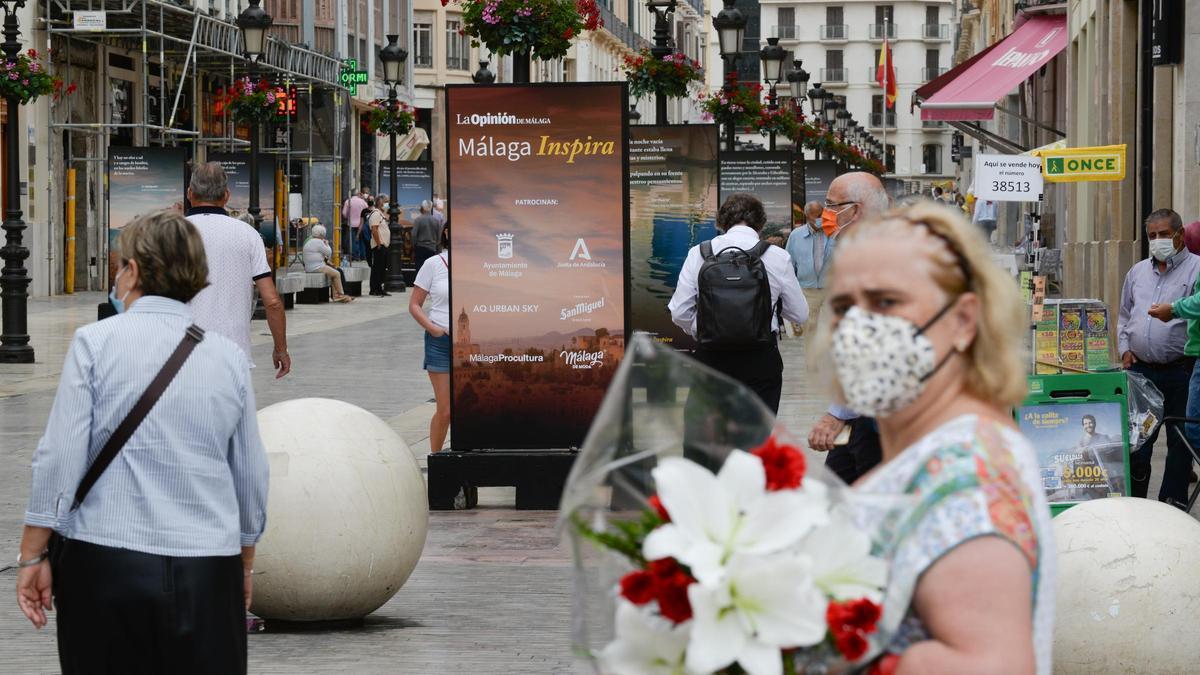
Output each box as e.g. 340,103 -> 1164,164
186,162 -> 291,378
806,172 -> 891,483
668,193 -> 808,413
972,196 -> 998,243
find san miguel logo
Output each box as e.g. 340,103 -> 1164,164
561,297 -> 605,321
559,349 -> 606,369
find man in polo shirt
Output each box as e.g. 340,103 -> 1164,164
186,161 -> 291,378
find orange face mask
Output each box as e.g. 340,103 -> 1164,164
821,203 -> 855,237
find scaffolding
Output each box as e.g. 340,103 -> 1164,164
43,0 -> 353,288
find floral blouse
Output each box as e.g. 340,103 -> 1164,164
853,415 -> 1056,674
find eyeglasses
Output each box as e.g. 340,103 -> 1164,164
823,200 -> 858,209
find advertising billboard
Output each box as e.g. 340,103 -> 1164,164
446,83 -> 628,450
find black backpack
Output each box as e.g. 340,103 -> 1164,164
696,240 -> 777,350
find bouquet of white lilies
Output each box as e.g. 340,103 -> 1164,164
561,336 -> 901,675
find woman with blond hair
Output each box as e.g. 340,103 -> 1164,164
15,210 -> 269,674
814,201 -> 1054,674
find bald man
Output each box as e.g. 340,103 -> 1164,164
785,200 -> 834,340
807,172 -> 890,485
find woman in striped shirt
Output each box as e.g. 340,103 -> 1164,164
15,210 -> 270,674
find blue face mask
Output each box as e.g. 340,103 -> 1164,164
109,266 -> 131,314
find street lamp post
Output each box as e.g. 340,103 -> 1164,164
647,0 -> 677,125
379,34 -> 409,292
785,60 -> 809,114
472,60 -> 496,84
627,104 -> 642,125
713,0 -> 746,153
0,0 -> 32,363
758,37 -> 785,151
236,0 -> 272,243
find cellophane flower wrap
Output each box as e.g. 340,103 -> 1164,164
560,335 -> 911,675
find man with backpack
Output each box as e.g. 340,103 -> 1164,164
668,193 -> 808,414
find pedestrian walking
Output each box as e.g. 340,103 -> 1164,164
818,200 -> 1054,674
410,224 -> 452,455
369,194 -> 392,297
16,210 -> 269,674
342,186 -> 371,262
784,200 -> 835,340
806,172 -> 891,484
972,195 -> 998,243
185,162 -> 290,378
412,201 -> 443,273
668,193 -> 808,414
302,225 -> 354,303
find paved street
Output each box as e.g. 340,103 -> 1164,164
0,291 -> 1174,673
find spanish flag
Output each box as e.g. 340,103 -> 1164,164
876,38 -> 897,110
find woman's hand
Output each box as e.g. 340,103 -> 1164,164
16,560 -> 53,629
427,326 -> 446,338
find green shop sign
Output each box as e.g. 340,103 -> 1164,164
340,59 -> 369,92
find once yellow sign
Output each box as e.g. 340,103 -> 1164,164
1039,144 -> 1126,183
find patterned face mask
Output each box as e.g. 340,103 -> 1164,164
831,303 -> 957,418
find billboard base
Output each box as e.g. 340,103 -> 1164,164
428,450 -> 578,510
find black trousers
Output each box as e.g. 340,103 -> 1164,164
53,538 -> 246,675
414,245 -> 438,273
1129,360 -> 1193,503
370,245 -> 389,294
692,340 -> 784,414
824,417 -> 883,485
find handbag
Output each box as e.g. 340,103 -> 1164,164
49,324 -> 206,565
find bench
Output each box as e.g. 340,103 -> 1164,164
297,272 -> 331,304
340,265 -> 368,297
276,273 -> 305,310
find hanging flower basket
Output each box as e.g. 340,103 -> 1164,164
786,121 -> 886,176
755,107 -> 800,140
0,49 -> 71,104
697,74 -> 764,129
363,99 -> 416,137
445,0 -> 602,62
225,77 -> 287,125
621,49 -> 704,101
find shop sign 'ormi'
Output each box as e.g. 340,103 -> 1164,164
1039,145 -> 1127,183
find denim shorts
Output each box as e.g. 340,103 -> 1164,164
424,331 -> 450,373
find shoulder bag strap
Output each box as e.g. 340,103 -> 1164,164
71,324 -> 206,511
700,241 -> 714,260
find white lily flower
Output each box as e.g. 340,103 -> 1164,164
598,601 -> 692,675
796,512 -> 888,602
643,451 -> 830,585
685,554 -> 828,675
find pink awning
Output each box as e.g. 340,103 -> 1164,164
920,15 -> 1067,121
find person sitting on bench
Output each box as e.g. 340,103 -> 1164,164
302,225 -> 352,304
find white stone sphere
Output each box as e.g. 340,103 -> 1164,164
1053,497 -> 1200,674
250,398 -> 428,621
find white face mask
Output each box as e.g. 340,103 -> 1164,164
1149,238 -> 1177,262
831,304 -> 958,418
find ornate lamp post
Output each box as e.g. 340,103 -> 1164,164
379,34 -> 409,292
627,104 -> 642,125
785,60 -> 809,113
758,37 -> 785,151
713,0 -> 746,152
236,0 -> 272,241
807,82 -> 826,118
0,0 -> 32,363
647,0 -> 677,125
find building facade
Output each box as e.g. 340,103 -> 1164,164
761,0 -> 957,185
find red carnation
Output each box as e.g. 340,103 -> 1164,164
751,436 -> 806,491
647,558 -> 695,623
647,495 -> 670,522
868,654 -> 901,675
619,570 -> 656,605
563,27 -> 575,39
835,631 -> 869,661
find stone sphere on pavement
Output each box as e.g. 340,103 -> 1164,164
1053,497 -> 1200,674
250,398 -> 428,621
